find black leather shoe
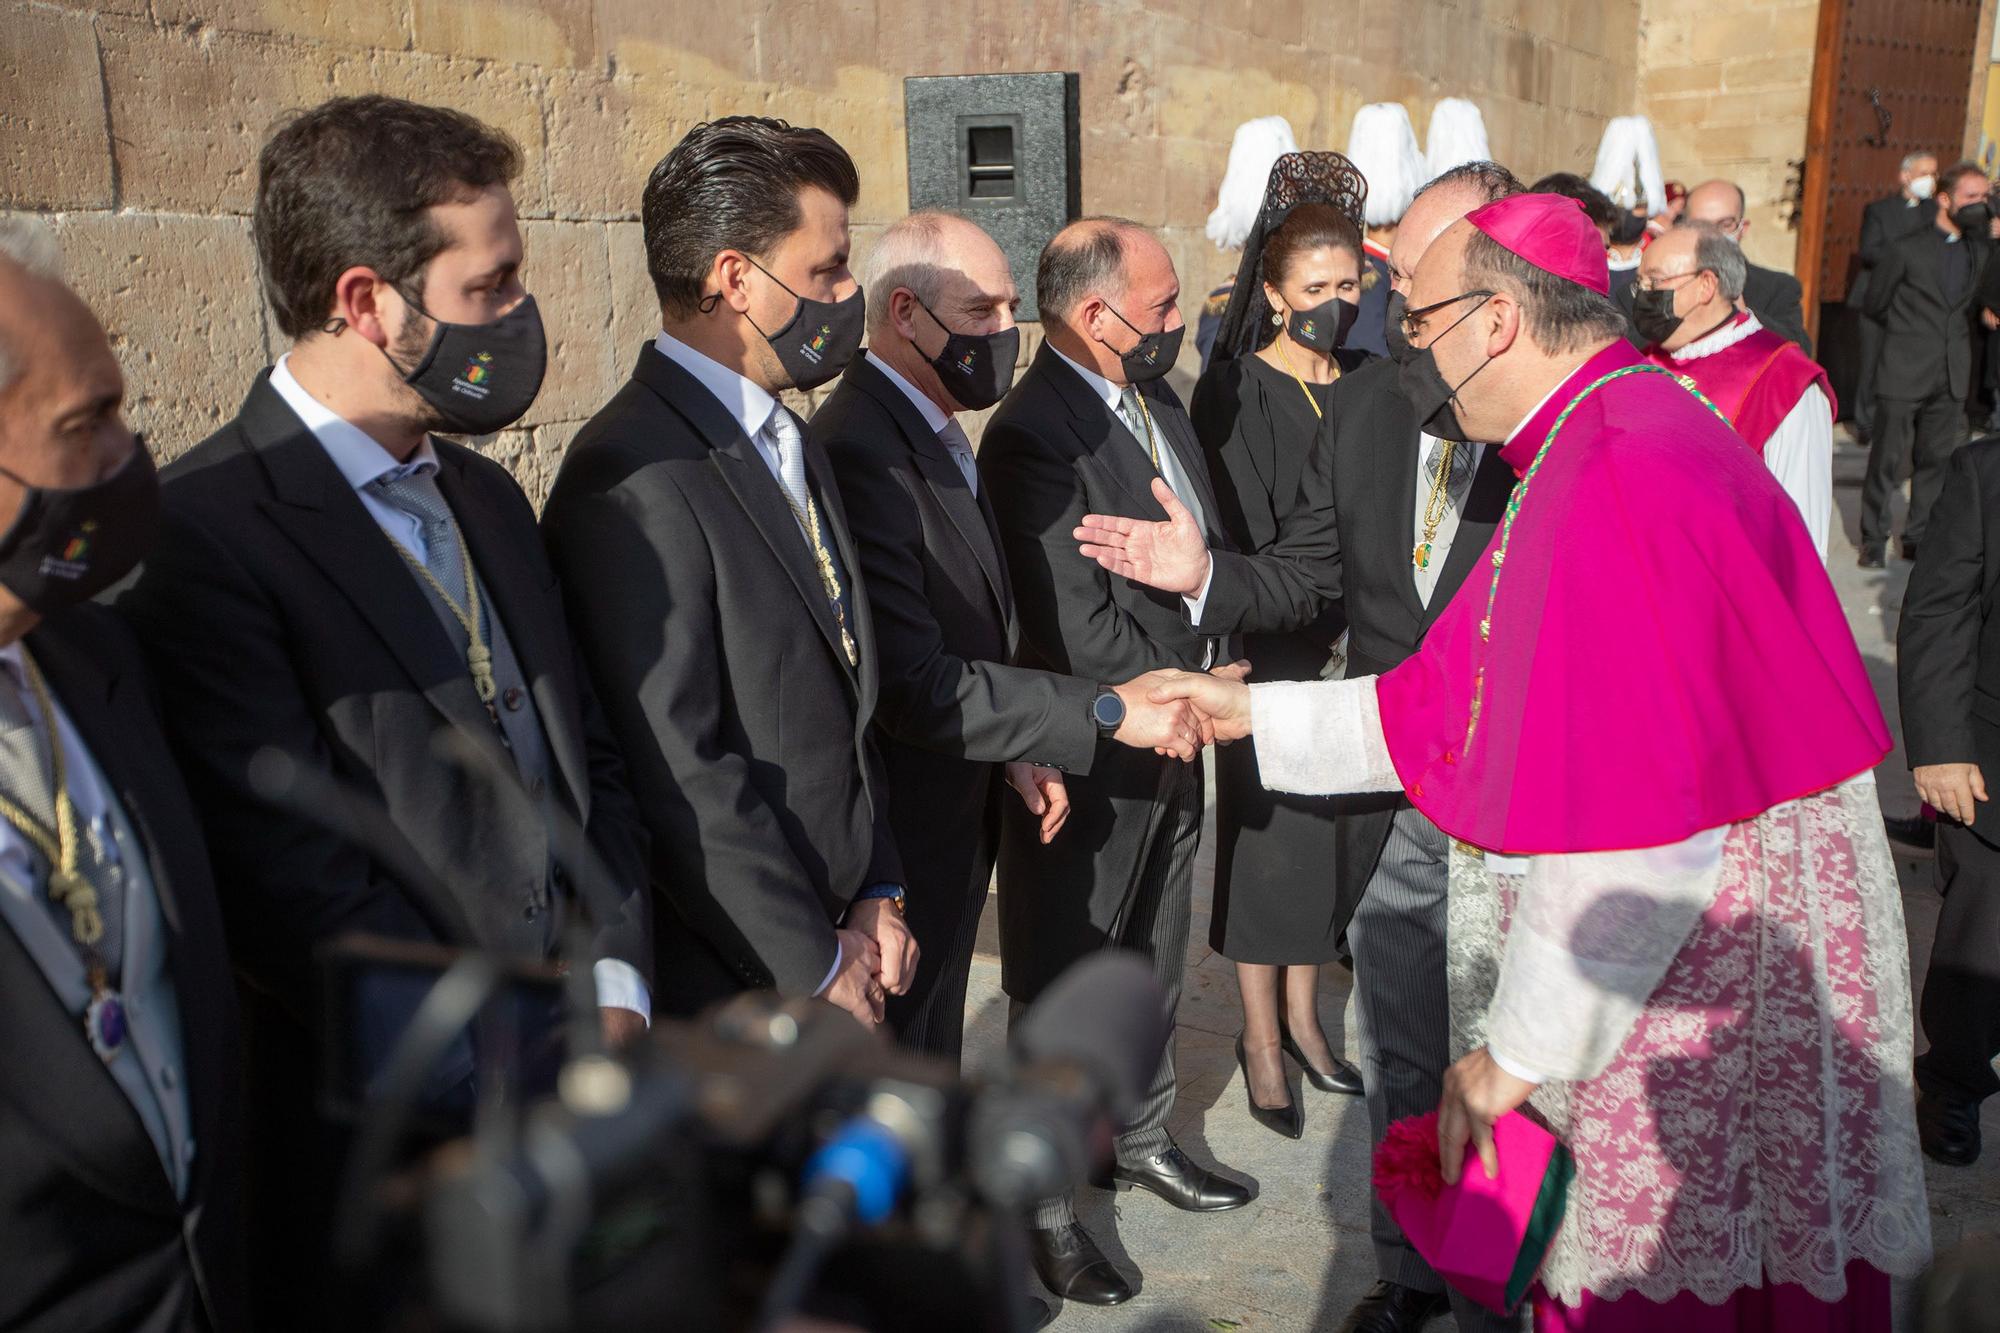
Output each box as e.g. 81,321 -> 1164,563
1236,1033 -> 1304,1139
1280,1023 -> 1366,1096
1857,546 -> 1885,569
1098,1144 -> 1255,1211
1917,1089 -> 1983,1166
1027,1222 -> 1136,1305
1336,1279 -> 1450,1333
1884,814 -> 1936,850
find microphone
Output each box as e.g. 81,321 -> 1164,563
968,952 -> 1168,1208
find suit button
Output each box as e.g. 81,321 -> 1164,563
503,686 -> 525,711
524,903 -> 541,920
529,777 -> 546,799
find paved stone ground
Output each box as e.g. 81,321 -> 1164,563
957,429 -> 2000,1330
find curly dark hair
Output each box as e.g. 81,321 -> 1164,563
255,95 -> 522,339
642,116 -> 861,318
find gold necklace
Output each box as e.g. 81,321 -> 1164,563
386,521 -> 497,708
1412,439 -> 1459,570
1272,334 -> 1337,420
782,490 -> 860,667
0,649 -> 127,1060
1132,391 -> 1161,469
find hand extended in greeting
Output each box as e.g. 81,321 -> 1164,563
1075,478 -> 1212,596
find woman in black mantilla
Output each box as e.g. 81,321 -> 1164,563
1190,151 -> 1371,1139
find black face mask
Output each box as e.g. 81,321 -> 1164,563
1395,294 -> 1494,441
746,259 -> 866,391
916,298 -> 1021,411
1286,297 -> 1359,356
1103,304 -> 1184,382
1384,289 -> 1413,362
1954,202 -> 1993,237
0,439 -> 160,614
391,294 -> 547,436
1629,285 -> 1684,346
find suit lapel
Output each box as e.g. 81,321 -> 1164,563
1145,381 -> 1230,549
1387,406 -> 1428,623
240,378 -> 495,738
1039,346 -> 1178,519
1420,443 -> 1512,632
847,359 -> 1011,618
634,350 -> 857,685
433,455 -> 590,816
1,629 -> 177,1218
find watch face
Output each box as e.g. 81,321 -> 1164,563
1094,692 -> 1125,728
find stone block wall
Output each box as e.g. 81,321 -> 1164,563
8,0 -> 1640,497
1636,0 -> 1820,275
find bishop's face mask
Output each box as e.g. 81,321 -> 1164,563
745,258 -> 866,391
1286,296 -> 1359,356
917,297 -> 1021,410
1395,291 -> 1494,441
1101,303 -> 1183,383
0,438 -> 160,614
390,293 -> 548,436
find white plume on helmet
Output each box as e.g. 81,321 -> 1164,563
1422,98 -> 1491,181
1345,103 -> 1426,228
1206,116 -> 1300,250
1589,115 -> 1667,217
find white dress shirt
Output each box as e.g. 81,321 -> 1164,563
1045,345 -> 1214,625
267,357 -> 651,1019
1664,314 -> 1834,561
648,331 -> 859,998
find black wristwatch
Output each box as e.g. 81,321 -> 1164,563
1091,685 -> 1126,737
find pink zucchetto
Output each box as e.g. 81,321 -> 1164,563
1464,193 -> 1611,295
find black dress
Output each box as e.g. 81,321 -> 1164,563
1191,348 -> 1366,963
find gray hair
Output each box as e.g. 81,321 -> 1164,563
1036,216 -> 1136,324
1681,220 -> 1746,301
1413,160 -> 1523,208
1461,227 -> 1628,355
0,214 -> 65,392
862,210 -> 960,335
1902,150 -> 1938,173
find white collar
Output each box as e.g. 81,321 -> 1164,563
1605,250 -> 1644,272
653,329 -> 781,442
1048,343 -> 1126,412
864,349 -> 952,436
269,355 -> 438,490
1669,311 -> 1763,363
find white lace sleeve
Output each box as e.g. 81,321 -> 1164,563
1483,827 -> 1727,1083
1248,676 -> 1401,795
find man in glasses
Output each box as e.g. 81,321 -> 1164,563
1638,222 -> 1834,559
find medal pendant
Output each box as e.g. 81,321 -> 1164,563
1413,542 -> 1431,570
85,983 -> 126,1062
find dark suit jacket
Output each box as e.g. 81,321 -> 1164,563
0,606 -> 246,1333
1866,225 -> 1988,401
812,356 -> 1100,1031
1900,438 -> 2000,840
542,345 -> 902,1014
1278,358 -> 1512,933
1854,192 -> 1937,309
1744,261 -> 1812,355
116,374 -> 650,1327
978,343 -> 1338,999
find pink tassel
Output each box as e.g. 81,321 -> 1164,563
1373,1110 -> 1446,1204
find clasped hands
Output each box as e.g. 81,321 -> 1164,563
826,895 -> 920,1029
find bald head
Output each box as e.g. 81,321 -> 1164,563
1388,162 -> 1523,294
1037,217 -> 1181,385
0,248 -> 129,484
863,210 -> 1015,336
1682,179 -> 1748,240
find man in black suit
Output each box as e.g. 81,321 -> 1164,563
0,224 -> 245,1332
1853,152 -> 1940,442
1681,178 -> 1812,353
1078,163 -> 1523,1333
981,216 -> 1337,1303
543,117 -> 913,1030
1860,161 -> 1992,567
1900,438 -> 2000,1167
116,98 -> 652,1328
812,210 -> 1200,1063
